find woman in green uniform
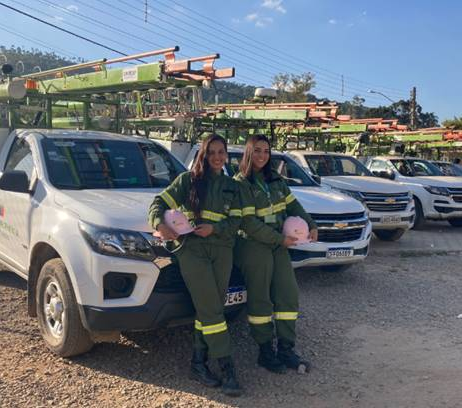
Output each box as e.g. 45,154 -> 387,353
235,134 -> 318,374
149,135 -> 243,396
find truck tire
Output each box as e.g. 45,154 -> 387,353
36,258 -> 94,357
412,198 -> 425,230
374,229 -> 406,241
448,218 -> 462,227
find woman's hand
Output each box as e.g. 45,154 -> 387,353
194,224 -> 214,238
309,229 -> 318,242
155,223 -> 179,241
282,236 -> 298,247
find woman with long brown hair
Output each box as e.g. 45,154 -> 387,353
235,134 -> 318,374
149,134 -> 243,396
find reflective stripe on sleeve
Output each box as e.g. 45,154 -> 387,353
201,321 -> 228,335
272,202 -> 287,213
273,312 -> 298,320
229,209 -> 242,217
248,315 -> 273,324
242,206 -> 256,216
194,320 -> 202,330
285,193 -> 296,205
159,191 -> 178,209
201,210 -> 227,222
256,206 -> 273,217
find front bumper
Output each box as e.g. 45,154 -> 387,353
368,207 -> 415,230
427,198 -> 462,220
288,221 -> 372,268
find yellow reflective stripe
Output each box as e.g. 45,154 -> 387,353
201,321 -> 228,335
256,207 -> 273,217
273,202 -> 287,213
194,320 -> 202,330
229,209 -> 242,217
183,211 -> 194,220
242,206 -> 256,216
159,191 -> 178,209
285,193 -> 296,205
273,312 -> 298,320
248,315 -> 273,324
201,210 -> 227,222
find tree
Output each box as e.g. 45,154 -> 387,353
442,116 -> 462,129
271,72 -> 316,102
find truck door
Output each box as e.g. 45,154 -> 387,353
0,137 -> 35,272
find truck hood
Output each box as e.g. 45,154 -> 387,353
54,189 -> 161,232
399,176 -> 462,188
321,176 -> 408,194
290,187 -> 365,214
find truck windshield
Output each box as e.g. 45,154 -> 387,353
226,152 -> 317,186
304,155 -> 373,177
433,162 -> 462,177
390,159 -> 443,177
41,138 -> 184,189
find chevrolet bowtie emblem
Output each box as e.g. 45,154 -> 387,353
334,222 -> 348,229
385,197 -> 396,203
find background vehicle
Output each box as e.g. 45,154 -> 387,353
367,156 -> 462,228
289,151 -> 415,241
185,145 -> 372,271
0,129 -> 245,357
432,161 -> 462,177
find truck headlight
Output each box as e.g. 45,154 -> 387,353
423,186 -> 450,196
334,188 -> 363,202
79,221 -> 156,261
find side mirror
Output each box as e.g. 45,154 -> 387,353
0,170 -> 30,193
312,174 -> 321,184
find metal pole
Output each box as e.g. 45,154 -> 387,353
410,87 -> 417,130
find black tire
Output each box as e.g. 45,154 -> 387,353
374,229 -> 406,241
412,197 -> 426,230
320,264 -> 352,273
36,258 -> 94,357
448,218 -> 462,227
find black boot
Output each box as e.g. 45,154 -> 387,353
218,356 -> 243,397
258,341 -> 286,373
190,349 -> 221,387
277,339 -> 310,374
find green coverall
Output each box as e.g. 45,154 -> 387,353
149,171 -> 242,358
234,170 -> 317,345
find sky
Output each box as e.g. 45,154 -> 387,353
0,0 -> 461,122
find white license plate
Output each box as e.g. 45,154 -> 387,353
381,215 -> 401,224
225,286 -> 247,306
326,248 -> 354,259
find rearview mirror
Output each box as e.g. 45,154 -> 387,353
0,170 -> 30,193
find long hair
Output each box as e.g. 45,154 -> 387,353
190,134 -> 227,219
239,134 -> 272,182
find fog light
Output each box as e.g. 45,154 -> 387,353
103,272 -> 137,299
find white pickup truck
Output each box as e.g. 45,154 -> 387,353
0,129 -> 246,357
366,156 -> 462,228
183,145 -> 372,270
289,151 -> 415,241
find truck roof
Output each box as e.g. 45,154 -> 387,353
289,150 -> 353,157
16,129 -> 151,143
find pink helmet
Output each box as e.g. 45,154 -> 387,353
161,209 -> 194,236
282,216 -> 310,244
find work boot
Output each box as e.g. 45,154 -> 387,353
189,349 -> 221,387
277,339 -> 310,374
218,356 -> 243,397
257,341 -> 286,373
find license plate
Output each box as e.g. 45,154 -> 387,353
225,286 -> 247,306
326,248 -> 354,259
381,215 -> 401,224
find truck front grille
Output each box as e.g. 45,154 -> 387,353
361,192 -> 410,212
311,211 -> 368,243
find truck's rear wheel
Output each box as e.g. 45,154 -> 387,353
36,258 -> 94,357
374,229 -> 406,241
448,218 -> 462,227
412,198 -> 425,230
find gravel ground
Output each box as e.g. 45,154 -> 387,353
1,239 -> 462,407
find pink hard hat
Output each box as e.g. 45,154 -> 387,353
282,216 -> 310,245
162,209 -> 194,235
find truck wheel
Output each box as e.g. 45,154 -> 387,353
412,198 -> 425,230
448,218 -> 462,227
36,258 -> 94,357
374,229 -> 406,241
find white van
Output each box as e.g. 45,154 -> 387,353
289,151 -> 415,241
184,145 -> 372,270
366,156 -> 462,228
0,129 -> 245,357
